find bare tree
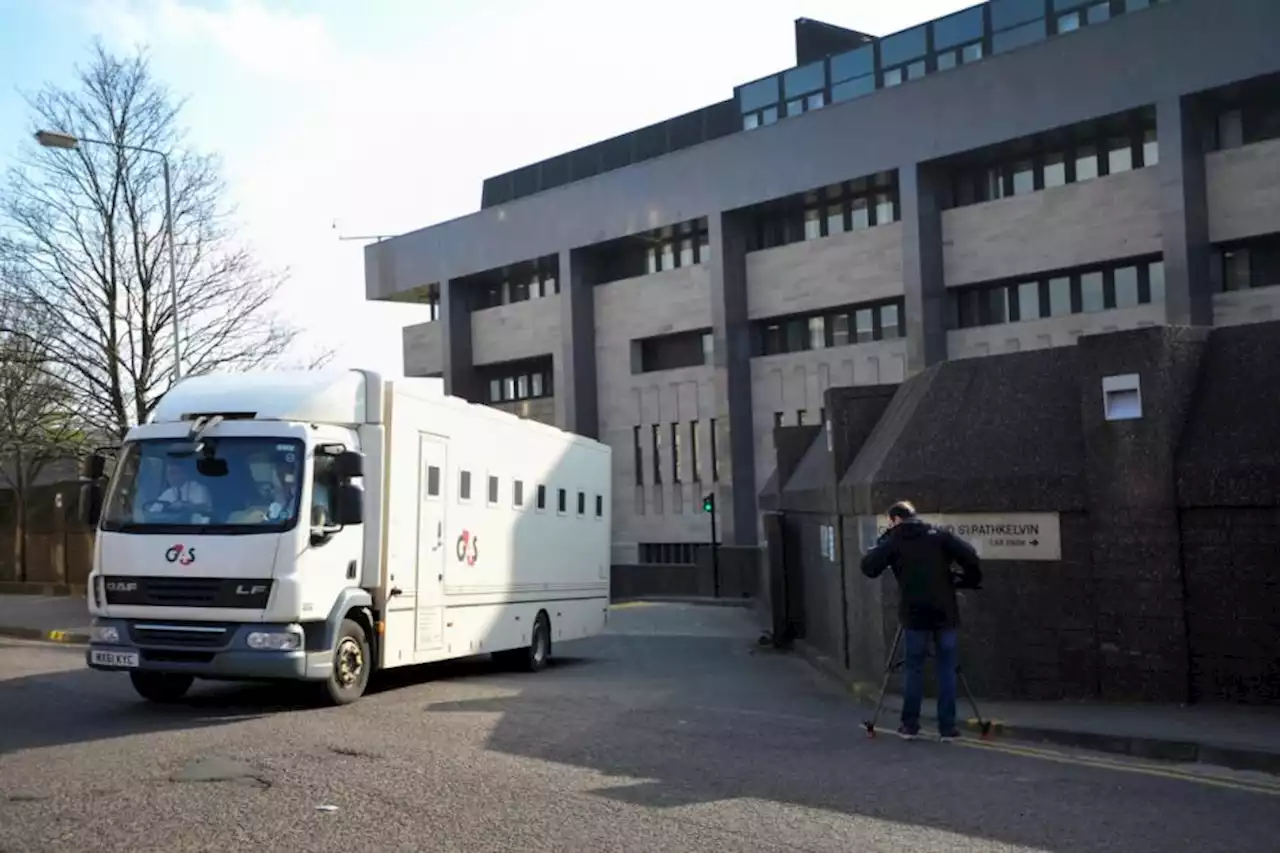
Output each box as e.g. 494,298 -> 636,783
0,41 -> 331,441
0,299 -> 87,581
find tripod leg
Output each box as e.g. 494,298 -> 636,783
957,667 -> 992,738
863,626 -> 903,737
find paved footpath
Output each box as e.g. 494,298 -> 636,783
2,602 -> 1279,852
0,594 -> 91,642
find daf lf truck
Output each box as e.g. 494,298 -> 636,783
80,369 -> 612,705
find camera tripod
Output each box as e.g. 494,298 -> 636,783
861,625 -> 994,739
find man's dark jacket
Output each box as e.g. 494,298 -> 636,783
860,518 -> 982,631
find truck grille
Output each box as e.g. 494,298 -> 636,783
102,576 -> 273,609
129,622 -> 233,649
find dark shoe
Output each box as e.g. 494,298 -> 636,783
938,729 -> 962,742
896,724 -> 920,740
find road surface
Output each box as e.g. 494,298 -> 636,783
1,603 -> 1277,852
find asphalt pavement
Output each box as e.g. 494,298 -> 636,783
1,602 -> 1277,853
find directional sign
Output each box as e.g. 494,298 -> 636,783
860,512 -> 1062,562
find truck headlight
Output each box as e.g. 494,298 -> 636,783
90,625 -> 120,644
247,630 -> 302,651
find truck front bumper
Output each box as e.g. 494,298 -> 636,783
84,617 -> 333,682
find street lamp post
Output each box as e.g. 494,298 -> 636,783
35,130 -> 183,383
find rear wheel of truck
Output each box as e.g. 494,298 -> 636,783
129,671 -> 194,703
496,611 -> 551,673
319,618 -> 370,706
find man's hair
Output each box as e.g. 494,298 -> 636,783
886,500 -> 916,521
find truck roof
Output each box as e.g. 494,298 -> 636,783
150,368 -> 411,425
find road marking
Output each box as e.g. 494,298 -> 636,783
609,602 -> 657,610
953,738 -> 1280,797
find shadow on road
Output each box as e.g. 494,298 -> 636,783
0,642 -> 600,758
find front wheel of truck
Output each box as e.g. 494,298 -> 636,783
319,618 -> 371,706
129,671 -> 194,703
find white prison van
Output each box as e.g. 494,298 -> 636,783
80,369 -> 612,705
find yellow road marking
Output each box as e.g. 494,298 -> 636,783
954,737 -> 1280,797
609,602 -> 657,610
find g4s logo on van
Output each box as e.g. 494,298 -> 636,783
165,544 -> 196,566
455,530 -> 479,566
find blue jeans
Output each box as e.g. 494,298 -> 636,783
901,628 -> 958,735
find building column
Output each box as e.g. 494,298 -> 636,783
440,278 -> 478,402
1158,95 -> 1214,327
556,248 -> 600,439
899,162 -> 948,375
708,211 -> 757,547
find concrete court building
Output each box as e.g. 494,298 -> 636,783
364,0 -> 1280,572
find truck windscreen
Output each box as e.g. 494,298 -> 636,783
100,437 -> 306,534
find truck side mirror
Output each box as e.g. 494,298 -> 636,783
79,481 -> 104,528
333,483 -> 364,526
334,450 -> 363,480
81,453 -> 106,481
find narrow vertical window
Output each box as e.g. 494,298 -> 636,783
671,423 -> 682,484
690,421 -> 701,482
651,424 -> 662,485
632,426 -> 643,485
709,418 -> 720,482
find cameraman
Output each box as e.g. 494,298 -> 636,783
860,501 -> 982,741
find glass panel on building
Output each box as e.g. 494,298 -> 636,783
880,25 -> 927,67
1114,265 -> 1140,307
831,313 -> 850,346
504,377 -> 517,400
660,242 -> 675,270
880,303 -> 902,338
1057,11 -> 1082,32
740,76 -> 779,113
516,374 -> 529,399
783,61 -> 825,99
743,113 -> 760,131
786,318 -> 808,351
1076,145 -> 1099,180
1049,277 -> 1072,316
993,19 -> 1047,55
883,67 -> 903,88
804,207 -> 822,240
832,75 -> 875,103
830,44 -> 874,83
991,0 -> 1046,30
808,316 -> 826,349
1081,271 -> 1105,313
851,196 -> 871,230
988,286 -> 1010,324
806,92 -> 825,111
1148,260 -> 1165,302
962,42 -> 984,63
855,308 -> 874,342
531,372 -> 544,397
1044,152 -> 1067,188
826,204 -> 845,236
874,193 -> 895,224
679,238 -> 695,267
762,106 -> 779,125
1017,281 -> 1042,320
1223,249 -> 1251,291
933,5 -> 984,50
1012,159 -> 1035,195
937,51 -> 958,71
1108,138 -> 1134,173
907,60 -> 927,81
1087,1 -> 1111,23
489,379 -> 502,402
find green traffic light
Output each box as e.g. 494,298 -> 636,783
702,494 -> 714,513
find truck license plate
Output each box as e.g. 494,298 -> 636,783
91,649 -> 139,668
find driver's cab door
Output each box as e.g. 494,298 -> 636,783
296,427 -> 364,618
